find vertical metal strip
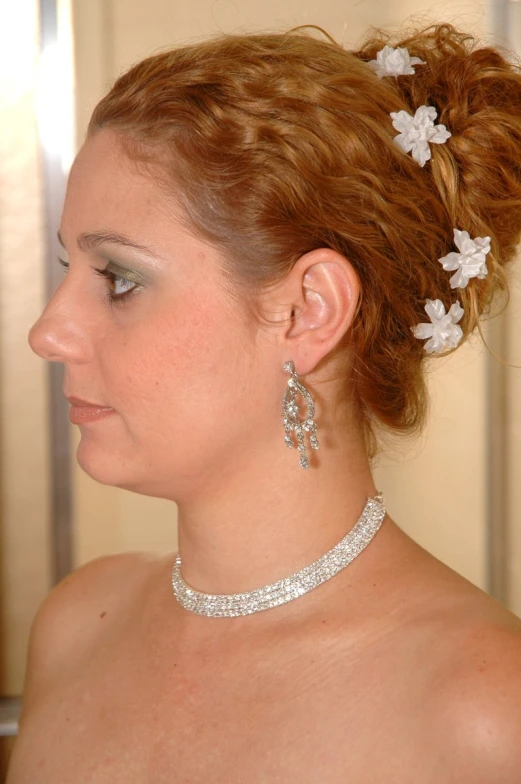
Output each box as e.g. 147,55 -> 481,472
485,0 -> 510,602
38,0 -> 73,584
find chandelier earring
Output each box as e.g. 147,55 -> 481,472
282,360 -> 320,469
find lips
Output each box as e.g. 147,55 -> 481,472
66,395 -> 112,409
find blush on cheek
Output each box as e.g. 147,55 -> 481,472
128,299 -> 239,403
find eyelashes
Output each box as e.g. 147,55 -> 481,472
57,257 -> 141,305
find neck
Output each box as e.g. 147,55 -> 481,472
175,428 -> 380,604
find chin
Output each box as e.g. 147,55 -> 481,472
74,441 -> 180,499
75,443 -> 121,485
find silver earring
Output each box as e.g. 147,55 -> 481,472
282,360 -> 320,469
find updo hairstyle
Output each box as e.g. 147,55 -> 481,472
87,24 -> 521,459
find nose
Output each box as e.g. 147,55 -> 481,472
27,281 -> 92,364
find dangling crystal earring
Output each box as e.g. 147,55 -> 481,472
282,360 -> 319,469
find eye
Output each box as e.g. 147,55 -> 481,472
57,257 -> 141,305
92,266 -> 140,305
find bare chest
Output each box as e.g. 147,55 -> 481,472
8,625 -> 444,784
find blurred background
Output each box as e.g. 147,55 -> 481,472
1,0 -> 521,775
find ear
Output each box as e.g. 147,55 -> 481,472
273,247 -> 360,375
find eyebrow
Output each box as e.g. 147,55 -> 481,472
57,229 -> 157,257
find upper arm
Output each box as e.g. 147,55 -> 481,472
431,624 -> 521,783
17,551 -> 155,728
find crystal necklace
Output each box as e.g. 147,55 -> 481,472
171,492 -> 386,617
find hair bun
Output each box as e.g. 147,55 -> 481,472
357,24 -> 521,323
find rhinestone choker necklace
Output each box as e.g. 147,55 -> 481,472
171,492 -> 386,617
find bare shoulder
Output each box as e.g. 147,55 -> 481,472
18,550 -> 170,724
377,522 -> 521,780
396,525 -> 521,782
48,549 -> 166,607
425,619 -> 521,782
31,550 -> 165,651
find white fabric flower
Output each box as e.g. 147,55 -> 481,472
411,298 -> 464,353
390,105 -> 451,167
368,45 -> 426,78
438,229 -> 491,289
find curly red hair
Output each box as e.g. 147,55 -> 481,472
87,23 -> 521,459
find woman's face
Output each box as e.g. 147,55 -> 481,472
28,129 -> 282,501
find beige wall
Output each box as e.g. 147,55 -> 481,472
2,0 -> 521,699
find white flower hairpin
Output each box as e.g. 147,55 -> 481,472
368,45 -> 426,78
411,299 -> 464,354
364,47 -> 488,354
438,229 -> 491,288
412,230 -> 491,353
390,106 -> 451,167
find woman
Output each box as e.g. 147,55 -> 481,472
8,21 -> 521,782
